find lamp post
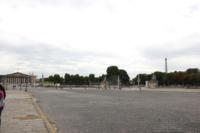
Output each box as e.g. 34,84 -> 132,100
137,74 -> 141,91
25,76 -> 28,92
118,75 -> 121,90
20,77 -> 22,91
42,74 -> 44,87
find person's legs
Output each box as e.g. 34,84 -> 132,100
0,108 -> 3,126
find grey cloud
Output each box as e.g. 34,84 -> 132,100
0,42 -> 114,64
0,35 -> 117,75
142,41 -> 200,60
7,0 -> 97,9
140,36 -> 200,72
189,4 -> 199,13
66,0 -> 96,7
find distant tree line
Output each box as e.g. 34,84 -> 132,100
44,73 -> 105,85
64,74 -> 105,85
44,67 -> 200,87
132,68 -> 200,86
44,66 -> 130,86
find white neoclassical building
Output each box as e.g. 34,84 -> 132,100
0,72 -> 36,87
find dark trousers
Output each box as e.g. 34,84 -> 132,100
0,107 -> 3,125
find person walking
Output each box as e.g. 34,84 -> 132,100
0,84 -> 6,126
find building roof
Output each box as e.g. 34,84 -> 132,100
4,72 -> 30,78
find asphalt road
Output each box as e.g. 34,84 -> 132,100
30,87 -> 200,133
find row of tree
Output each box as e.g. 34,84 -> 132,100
44,66 -> 130,86
44,74 -> 105,85
44,67 -> 200,87
132,68 -> 200,86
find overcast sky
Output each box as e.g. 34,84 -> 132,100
0,0 -> 200,78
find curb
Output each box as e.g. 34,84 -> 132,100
28,93 -> 58,133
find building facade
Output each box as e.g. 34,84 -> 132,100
0,72 -> 36,86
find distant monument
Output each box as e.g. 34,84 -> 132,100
100,77 -> 108,90
41,74 -> 44,87
147,74 -> 158,89
165,58 -> 168,73
117,76 -> 121,90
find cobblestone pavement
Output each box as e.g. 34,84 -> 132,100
31,87 -> 200,133
123,87 -> 200,93
147,88 -> 200,92
0,90 -> 48,133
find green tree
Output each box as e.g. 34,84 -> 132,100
154,71 -> 165,86
132,74 -> 151,85
134,68 -> 200,87
106,66 -> 119,76
106,66 -> 119,85
64,73 -> 71,85
53,74 -> 63,84
89,74 -> 95,82
186,68 -> 199,74
119,69 -> 130,85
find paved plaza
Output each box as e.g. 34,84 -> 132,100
0,90 -> 49,133
31,87 -> 200,133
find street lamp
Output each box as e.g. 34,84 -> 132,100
137,74 -> 141,91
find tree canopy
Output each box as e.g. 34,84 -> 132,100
44,65 -> 130,86
132,68 -> 200,86
106,66 -> 130,85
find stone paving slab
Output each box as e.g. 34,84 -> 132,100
118,87 -> 200,92
0,90 -> 48,133
60,86 -> 200,93
31,87 -> 200,133
140,87 -> 200,92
